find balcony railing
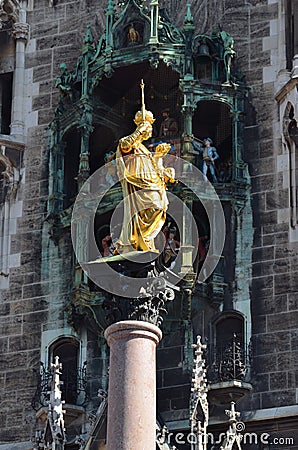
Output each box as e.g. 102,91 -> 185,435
31,361 -> 89,411
208,334 -> 250,383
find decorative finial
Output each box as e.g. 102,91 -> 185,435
220,402 -> 243,450
84,24 -> 94,45
184,3 -> 194,25
106,0 -> 115,15
190,335 -> 209,447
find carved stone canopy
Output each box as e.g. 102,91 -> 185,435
0,0 -> 20,29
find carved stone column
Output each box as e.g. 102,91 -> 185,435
149,0 -> 159,45
11,4 -> 29,141
183,4 -> 195,80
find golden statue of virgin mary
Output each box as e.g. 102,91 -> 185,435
115,82 -> 175,254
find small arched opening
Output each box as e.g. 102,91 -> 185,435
209,311 -> 247,383
63,127 -> 80,209
193,100 -> 233,183
49,337 -> 80,405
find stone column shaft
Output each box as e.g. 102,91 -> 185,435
11,20 -> 29,141
105,320 -> 162,450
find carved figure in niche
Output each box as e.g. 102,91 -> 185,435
115,81 -> 176,254
159,109 -> 178,138
55,62 -> 72,100
127,23 -> 140,45
190,136 -> 219,182
220,31 -> 236,85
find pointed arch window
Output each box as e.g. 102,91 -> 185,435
32,337 -> 88,411
192,101 -> 233,183
49,337 -> 85,405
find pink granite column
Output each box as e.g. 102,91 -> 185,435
104,320 -> 162,450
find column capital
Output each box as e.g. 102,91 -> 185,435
103,279 -> 175,328
12,21 -> 29,41
105,320 -> 162,347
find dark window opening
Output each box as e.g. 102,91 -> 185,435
209,313 -> 247,383
215,315 -> 244,346
50,338 -> 80,405
61,62 -> 182,212
89,125 -> 116,174
193,101 -> 232,183
193,201 -> 210,279
0,73 -> 13,135
63,128 -> 80,209
285,0 -> 298,70
93,61 -> 182,144
32,338 -> 88,410
195,39 -> 213,82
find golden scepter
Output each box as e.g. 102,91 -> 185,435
140,79 -> 146,121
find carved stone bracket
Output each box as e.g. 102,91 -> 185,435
66,286 -> 106,335
12,21 -> 29,41
103,277 -> 175,327
231,193 -> 248,216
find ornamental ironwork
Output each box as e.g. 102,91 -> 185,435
208,334 -> 249,383
32,361 -> 89,410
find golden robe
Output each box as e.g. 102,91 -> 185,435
116,127 -> 173,252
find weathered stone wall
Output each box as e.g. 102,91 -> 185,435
0,0 -> 107,445
238,0 -> 298,413
0,0 -> 298,447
